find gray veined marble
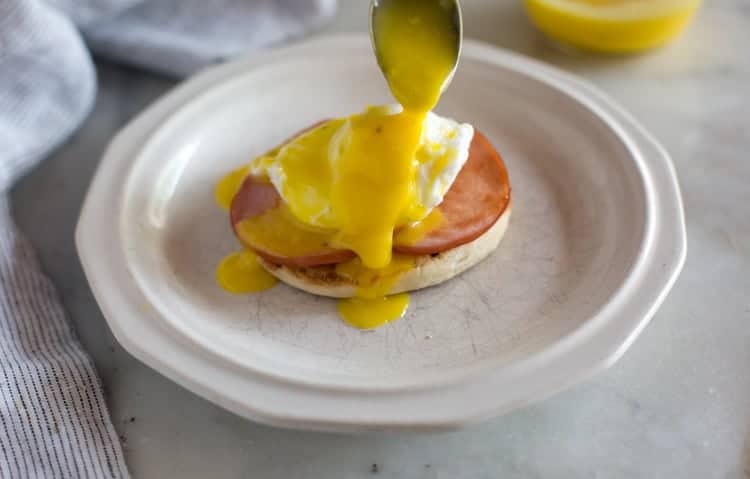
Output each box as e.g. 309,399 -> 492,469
10,0 -> 750,477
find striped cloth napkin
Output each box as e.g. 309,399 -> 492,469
0,1 -> 335,477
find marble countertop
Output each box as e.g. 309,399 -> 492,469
10,0 -> 750,477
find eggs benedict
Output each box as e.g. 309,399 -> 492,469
215,0 -> 511,329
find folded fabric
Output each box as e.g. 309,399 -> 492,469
0,1 -> 335,477
83,0 -> 338,76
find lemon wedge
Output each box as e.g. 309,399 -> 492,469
524,0 -> 701,53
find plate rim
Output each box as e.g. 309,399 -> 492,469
76,34 -> 687,431
117,41 -> 651,392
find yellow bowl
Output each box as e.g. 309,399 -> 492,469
524,0 -> 702,54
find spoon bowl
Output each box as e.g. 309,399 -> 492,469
370,0 -> 464,108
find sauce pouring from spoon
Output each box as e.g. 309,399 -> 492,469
331,0 -> 466,328
370,0 -> 463,112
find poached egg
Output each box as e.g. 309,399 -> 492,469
248,105 -> 473,267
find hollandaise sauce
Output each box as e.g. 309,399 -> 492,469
338,295 -> 410,329
215,170 -> 278,294
372,0 -> 460,111
393,208 -> 445,246
216,250 -> 277,293
336,255 -> 415,328
333,0 -> 459,327
216,0 -> 461,329
215,165 -> 249,210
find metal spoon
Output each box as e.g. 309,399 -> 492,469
369,0 -> 464,107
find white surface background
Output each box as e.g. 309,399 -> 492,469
11,0 -> 749,477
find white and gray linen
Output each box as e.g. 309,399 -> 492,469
0,0 -> 335,476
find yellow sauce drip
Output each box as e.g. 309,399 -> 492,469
394,207 -> 445,246
524,0 -> 701,53
327,109 -> 424,268
216,250 -> 277,293
235,205 -> 335,259
215,166 -> 250,210
216,171 -> 278,295
270,120 -> 344,224
337,294 -> 410,330
336,254 -> 416,299
336,255 -> 415,329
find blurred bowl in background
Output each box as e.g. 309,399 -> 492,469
523,0 -> 702,54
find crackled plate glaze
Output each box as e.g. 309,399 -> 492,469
76,35 -> 685,431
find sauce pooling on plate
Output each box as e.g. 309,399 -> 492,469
215,250 -> 277,293
217,0 -> 463,328
335,254 -> 416,328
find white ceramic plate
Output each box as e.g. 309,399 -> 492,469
76,35 -> 686,431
